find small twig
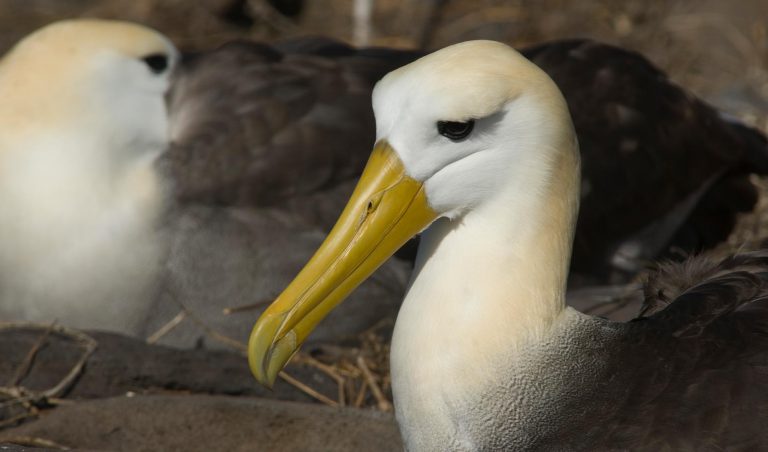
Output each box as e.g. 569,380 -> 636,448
337,361 -> 362,378
0,323 -> 98,400
182,310 -> 247,352
8,321 -> 56,387
292,353 -> 345,385
0,387 -> 35,411
290,352 -> 349,406
0,436 -> 71,450
222,299 -> 272,315
146,311 -> 187,344
357,356 -> 392,412
278,371 -> 338,407
164,283 -> 248,352
40,329 -> 97,400
0,409 -> 38,429
354,379 -> 367,408
337,377 -> 346,407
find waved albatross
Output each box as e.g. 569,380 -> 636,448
0,20 -> 178,334
0,20 -> 416,344
249,41 -> 768,450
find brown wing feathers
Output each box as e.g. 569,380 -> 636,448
164,39 -> 418,208
636,252 -> 768,370
524,40 -> 768,281
164,38 -> 768,286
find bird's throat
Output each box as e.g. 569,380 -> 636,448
390,142 -> 580,448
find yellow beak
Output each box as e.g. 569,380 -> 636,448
248,141 -> 438,386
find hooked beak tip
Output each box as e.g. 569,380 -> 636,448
248,312 -> 294,388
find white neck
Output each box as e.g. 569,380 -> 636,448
391,142 -> 580,450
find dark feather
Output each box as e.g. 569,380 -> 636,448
529,252 -> 768,449
163,38 -> 420,212
610,252 -> 768,447
523,40 -> 768,283
641,252 -> 768,316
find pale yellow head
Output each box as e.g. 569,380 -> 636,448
248,40 -> 580,386
372,40 -> 576,219
0,19 -> 178,147
0,20 -> 178,334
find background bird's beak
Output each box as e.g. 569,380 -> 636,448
248,140 -> 437,386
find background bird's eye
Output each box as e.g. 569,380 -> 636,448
141,53 -> 169,74
437,120 -> 475,141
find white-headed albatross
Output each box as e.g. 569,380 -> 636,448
248,40 -> 768,450
0,22 -> 414,342
0,20 -> 178,334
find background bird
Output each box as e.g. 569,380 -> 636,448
0,21 -> 418,346
0,20 -> 177,335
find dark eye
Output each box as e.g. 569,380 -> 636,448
141,53 -> 169,74
437,120 -> 475,141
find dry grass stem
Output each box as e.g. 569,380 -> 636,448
222,299 -> 273,315
337,378 -> 346,407
0,410 -> 38,429
146,311 -> 187,344
354,379 -> 367,408
357,356 -> 392,412
279,371 -> 338,407
167,295 -> 248,352
0,435 -> 71,450
0,323 -> 97,430
8,321 -> 55,387
292,353 -> 345,384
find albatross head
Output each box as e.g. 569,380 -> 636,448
248,40 -> 579,385
0,19 -> 178,152
0,20 -> 179,334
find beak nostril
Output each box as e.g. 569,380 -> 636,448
366,194 -> 383,217
359,195 -> 382,227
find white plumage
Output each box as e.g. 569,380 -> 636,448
0,20 -> 178,334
